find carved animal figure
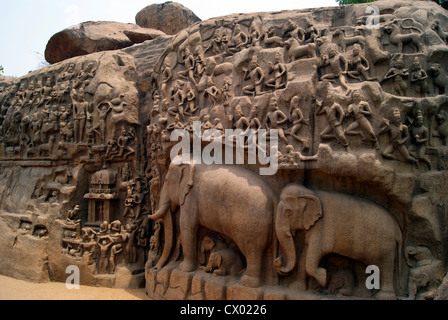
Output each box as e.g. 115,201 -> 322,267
274,183 -> 403,299
203,249 -> 244,276
199,235 -> 244,276
38,136 -> 55,158
332,29 -> 366,52
434,110 -> 448,146
431,19 -> 448,44
401,246 -> 445,300
383,20 -> 423,53
285,38 -> 316,61
427,63 -> 448,95
148,157 -> 277,288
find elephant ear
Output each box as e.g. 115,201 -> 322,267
301,195 -> 323,231
179,161 -> 195,206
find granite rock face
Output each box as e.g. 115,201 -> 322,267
135,1 -> 201,35
45,21 -> 166,64
1,0 -> 448,300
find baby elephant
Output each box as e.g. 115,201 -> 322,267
203,248 -> 244,277
200,235 -> 244,276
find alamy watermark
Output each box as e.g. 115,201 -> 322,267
66,265 -> 80,290
366,5 -> 380,30
170,121 -> 279,176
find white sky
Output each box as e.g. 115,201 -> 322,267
0,0 -> 337,77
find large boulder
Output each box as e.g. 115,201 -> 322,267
135,1 -> 201,35
45,21 -> 165,64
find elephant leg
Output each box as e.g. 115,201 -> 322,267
240,246 -> 263,288
376,256 -> 397,300
178,203 -> 199,273
305,238 -> 327,288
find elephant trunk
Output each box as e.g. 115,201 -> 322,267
148,185 -> 171,221
148,201 -> 170,221
274,209 -> 297,276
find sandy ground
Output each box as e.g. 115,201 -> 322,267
0,275 -> 150,300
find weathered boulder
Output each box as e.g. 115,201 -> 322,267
45,21 -> 166,64
135,1 -> 201,35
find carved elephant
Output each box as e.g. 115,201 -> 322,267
148,157 -> 277,288
402,246 -> 444,300
202,249 -> 244,277
275,183 -> 403,299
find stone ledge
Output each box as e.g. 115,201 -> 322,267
146,264 -> 331,300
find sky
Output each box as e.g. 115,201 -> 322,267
0,0 -> 337,77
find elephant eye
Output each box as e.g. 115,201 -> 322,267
284,209 -> 292,217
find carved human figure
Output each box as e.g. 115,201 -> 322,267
184,82 -> 197,115
243,56 -> 265,96
288,96 -> 310,150
320,46 -> 349,91
378,108 -> 418,164
347,44 -> 376,82
169,80 -> 186,122
264,96 -> 289,145
123,224 -> 137,263
66,205 -> 81,224
410,57 -> 429,97
410,111 -> 432,170
98,237 -> 113,274
345,90 -> 379,149
227,24 -> 248,55
316,92 -> 349,148
249,19 -> 263,46
161,59 -> 173,107
178,47 -> 196,86
204,78 -> 220,108
92,103 -> 112,144
265,52 -> 287,90
206,26 -> 229,55
73,89 -> 89,143
304,18 -> 319,44
106,131 -> 119,160
382,57 -> 409,96
109,244 -> 122,274
221,77 -> 233,107
117,128 -> 136,160
193,45 -> 206,79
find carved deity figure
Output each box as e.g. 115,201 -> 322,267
92,103 -> 112,144
320,46 -> 349,91
265,52 -> 287,90
288,96 -> 310,150
123,224 -> 137,263
243,56 -> 266,96
161,59 -> 173,108
169,80 -> 186,122
345,90 -> 379,149
264,96 -> 289,145
378,108 -> 418,164
347,44 -> 376,82
73,89 -> 89,143
382,56 -> 409,96
410,111 -> 432,170
410,57 -> 429,97
316,92 -> 349,148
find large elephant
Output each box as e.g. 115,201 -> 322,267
275,183 -> 403,299
148,157 -> 277,288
